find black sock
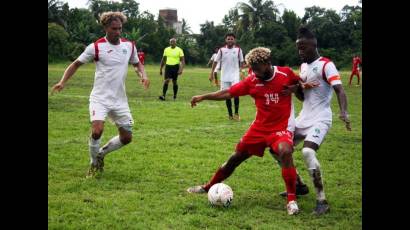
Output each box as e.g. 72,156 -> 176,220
234,97 -> 239,114
173,84 -> 178,98
162,83 -> 168,97
226,99 -> 233,116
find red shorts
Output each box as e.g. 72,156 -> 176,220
235,126 -> 293,157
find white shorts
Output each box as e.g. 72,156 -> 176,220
293,122 -> 330,146
220,80 -> 240,90
89,101 -> 134,129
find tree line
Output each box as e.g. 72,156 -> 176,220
48,0 -> 361,68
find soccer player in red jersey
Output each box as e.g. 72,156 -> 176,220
349,55 -> 362,86
187,47 -> 302,215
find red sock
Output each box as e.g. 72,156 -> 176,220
203,168 -> 226,191
282,167 -> 297,202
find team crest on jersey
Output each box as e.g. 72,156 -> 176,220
313,67 -> 318,73
122,49 -> 127,54
315,128 -> 320,134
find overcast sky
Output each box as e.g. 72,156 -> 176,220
62,0 -> 361,34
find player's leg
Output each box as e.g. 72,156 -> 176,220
233,97 -> 240,121
97,105 -> 134,170
270,134 -> 299,215
275,129 -> 309,197
302,123 -> 330,215
87,102 -> 108,177
160,66 -> 171,100
221,82 -> 233,119
213,72 -> 219,87
172,78 -> 178,100
349,71 -> 354,86
99,126 -> 132,157
187,151 -> 251,193
356,71 -> 361,86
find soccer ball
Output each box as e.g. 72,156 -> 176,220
208,183 -> 233,207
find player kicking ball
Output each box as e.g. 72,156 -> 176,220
187,47 -> 303,215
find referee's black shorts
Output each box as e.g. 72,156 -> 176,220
165,64 -> 179,80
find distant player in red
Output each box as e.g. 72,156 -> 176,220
349,55 -> 361,86
137,48 -> 145,65
187,47 -> 302,215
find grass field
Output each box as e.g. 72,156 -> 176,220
48,63 -> 362,229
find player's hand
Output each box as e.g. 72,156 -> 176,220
191,95 -> 203,107
280,84 -> 299,96
339,111 -> 351,131
140,77 -> 150,90
301,81 -> 320,89
51,82 -> 64,95
159,70 -> 163,76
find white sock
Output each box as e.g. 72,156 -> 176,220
99,135 -> 124,157
302,147 -> 326,201
308,168 -> 326,201
89,137 -> 101,165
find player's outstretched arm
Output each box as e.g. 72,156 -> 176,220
133,63 -> 150,90
51,60 -> 83,95
333,84 -> 351,131
191,89 -> 232,107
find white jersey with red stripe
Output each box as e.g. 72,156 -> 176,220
296,57 -> 341,128
215,45 -> 244,82
77,37 -> 139,106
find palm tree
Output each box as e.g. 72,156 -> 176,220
181,19 -> 193,34
236,0 -> 279,31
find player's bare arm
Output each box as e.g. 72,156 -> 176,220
51,60 -> 84,95
209,61 -> 218,81
159,56 -> 166,75
178,56 -> 185,75
191,89 -> 232,107
333,84 -> 351,131
133,63 -> 150,90
207,58 -> 213,67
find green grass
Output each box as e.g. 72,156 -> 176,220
48,63 -> 362,229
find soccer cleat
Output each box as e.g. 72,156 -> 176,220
233,114 -> 240,121
187,185 -> 207,194
159,96 -> 165,101
86,163 -> 98,178
313,200 -> 330,215
279,183 -> 309,197
228,116 -> 234,120
96,153 -> 104,172
287,200 -> 299,215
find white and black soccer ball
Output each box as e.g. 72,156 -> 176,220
208,183 -> 233,207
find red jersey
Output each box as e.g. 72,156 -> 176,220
229,66 -> 300,132
137,51 -> 145,65
353,56 -> 361,70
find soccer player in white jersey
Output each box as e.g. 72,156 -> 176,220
210,33 -> 244,120
276,27 -> 351,215
51,12 -> 150,178
207,47 -> 221,87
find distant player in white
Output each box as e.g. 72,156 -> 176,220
210,33 -> 244,120
276,27 -> 351,215
207,46 -> 221,87
51,12 -> 150,178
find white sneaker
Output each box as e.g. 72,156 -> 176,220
287,200 -> 299,215
186,185 -> 206,194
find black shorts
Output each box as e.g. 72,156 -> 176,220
165,64 -> 179,80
